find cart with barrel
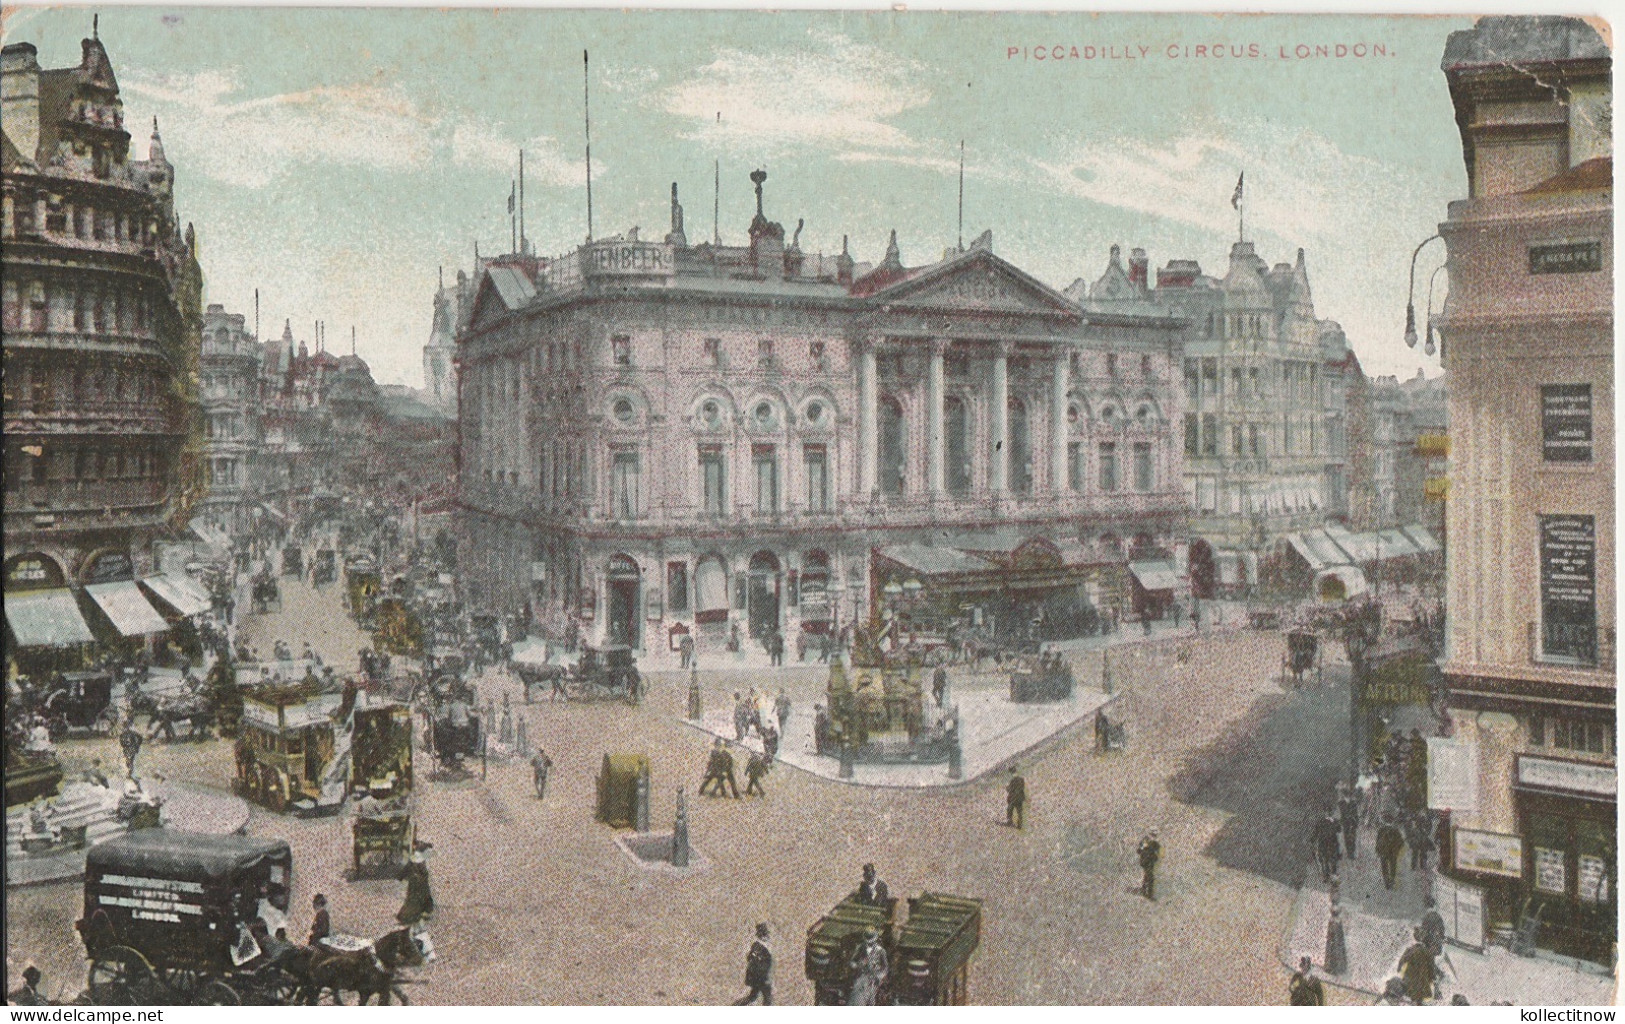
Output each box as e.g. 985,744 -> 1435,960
805,889 -> 980,1005
75,830 -> 301,1005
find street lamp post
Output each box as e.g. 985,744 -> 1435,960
1404,234 -> 1444,353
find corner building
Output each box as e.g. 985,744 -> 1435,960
457,179 -> 1187,660
1433,16 -> 1614,963
2,33 -> 204,661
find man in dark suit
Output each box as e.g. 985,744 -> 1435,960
700,739 -> 740,799
1376,817 -> 1406,890
1288,957 -> 1325,1005
1313,811 -> 1342,883
1137,830 -> 1162,900
307,894 -> 331,947
1337,784 -> 1361,859
1005,767 -> 1027,829
856,863 -> 889,906
735,923 -> 774,1005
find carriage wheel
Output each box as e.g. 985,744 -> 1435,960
199,980 -> 240,1005
255,967 -> 299,1006
157,966 -> 206,1000
87,945 -> 156,1005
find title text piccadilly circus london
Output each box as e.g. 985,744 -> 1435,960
1006,41 -> 1394,62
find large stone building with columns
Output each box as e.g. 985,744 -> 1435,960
457,175 -> 1188,660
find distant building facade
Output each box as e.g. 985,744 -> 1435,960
198,303 -> 263,535
1433,16 -> 1614,964
1071,241 -> 1353,596
2,32 -> 204,657
458,176 -> 1189,658
423,268 -> 471,415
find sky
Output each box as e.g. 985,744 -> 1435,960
2,7 -> 1473,386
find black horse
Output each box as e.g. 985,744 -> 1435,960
300,928 -> 424,1005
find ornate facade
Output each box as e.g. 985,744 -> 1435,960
197,303 -> 263,535
1071,242 -> 1354,595
458,176 -> 1188,660
2,32 -> 203,652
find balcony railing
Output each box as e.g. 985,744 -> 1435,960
1528,623 -> 1617,675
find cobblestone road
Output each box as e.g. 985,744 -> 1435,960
8,577 -> 1363,1005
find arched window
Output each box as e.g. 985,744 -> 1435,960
695,555 -> 729,624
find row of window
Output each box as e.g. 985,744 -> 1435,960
1183,413 -> 1323,459
1528,715 -> 1615,756
1,278 -> 159,336
3,444 -> 170,488
1184,357 -> 1325,405
4,362 -> 164,414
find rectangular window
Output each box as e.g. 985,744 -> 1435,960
1529,715 -> 1545,747
611,450 -> 639,519
1098,442 -> 1118,492
1184,413 -> 1199,457
758,339 -> 775,367
753,444 -> 778,514
700,446 -> 725,517
1540,514 -> 1597,664
1141,354 -> 1152,377
1232,424 -> 1244,457
1106,354 -> 1118,378
31,447 -> 48,484
809,340 -> 825,363
1067,442 -> 1083,491
1184,360 -> 1199,402
1230,367 -> 1243,397
1250,367 -> 1262,398
1250,424 -> 1263,457
804,444 -> 830,512
1542,384 -> 1592,463
1133,442 -> 1152,492
703,338 -> 721,367
667,562 -> 689,614
1202,358 -> 1218,396
1201,414 -> 1218,456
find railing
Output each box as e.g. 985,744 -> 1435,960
1528,623 -> 1617,674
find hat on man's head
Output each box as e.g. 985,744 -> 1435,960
756,923 -> 770,938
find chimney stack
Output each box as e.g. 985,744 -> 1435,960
1128,248 -> 1149,291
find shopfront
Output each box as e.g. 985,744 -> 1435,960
1515,754 -> 1617,963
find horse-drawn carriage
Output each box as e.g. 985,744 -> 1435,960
40,670 -> 120,738
1282,630 -> 1323,687
76,831 -> 302,1005
281,545 -> 304,579
510,639 -> 568,703
251,573 -> 281,614
350,702 -> 415,877
234,684 -> 353,814
561,644 -> 641,704
805,889 -> 981,1005
76,830 -> 423,1006
1008,653 -> 1075,704
372,598 -> 424,658
821,635 -> 956,764
312,549 -> 337,587
423,674 -> 483,772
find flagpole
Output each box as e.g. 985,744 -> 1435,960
584,50 -> 594,243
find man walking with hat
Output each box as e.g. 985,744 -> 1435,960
734,923 -> 774,1005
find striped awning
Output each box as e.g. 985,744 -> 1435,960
85,580 -> 170,637
5,589 -> 95,648
141,574 -> 211,617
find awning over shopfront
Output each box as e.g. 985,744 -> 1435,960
5,589 -> 95,648
140,574 -> 211,618
1403,525 -> 1443,555
1374,528 -> 1422,560
877,544 -> 995,577
85,581 -> 170,637
1127,560 -> 1181,592
1287,530 -> 1348,572
1315,565 -> 1370,601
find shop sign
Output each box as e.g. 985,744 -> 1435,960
1578,855 -> 1611,904
1433,874 -> 1486,950
1427,738 -> 1476,811
83,550 -> 134,584
1517,755 -> 1616,797
1534,846 -> 1567,895
4,553 -> 65,589
1539,515 -> 1597,663
583,241 -> 675,278
1454,829 -> 1523,878
1529,239 -> 1603,275
1541,384 -> 1593,463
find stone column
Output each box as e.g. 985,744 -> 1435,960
927,339 -> 946,496
858,338 -> 879,496
1051,351 -> 1070,493
989,342 -> 1010,493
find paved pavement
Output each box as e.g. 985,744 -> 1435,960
9,576 -> 1385,1005
1282,809 -> 1616,1005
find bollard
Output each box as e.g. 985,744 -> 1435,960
839,741 -> 855,780
687,669 -> 702,722
947,727 -> 963,781
514,715 -> 529,758
633,768 -> 651,833
671,788 -> 690,868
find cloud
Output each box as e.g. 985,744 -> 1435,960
121,69 -> 577,188
662,31 -> 932,157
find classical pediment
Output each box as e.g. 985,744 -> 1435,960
865,250 -> 1080,318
